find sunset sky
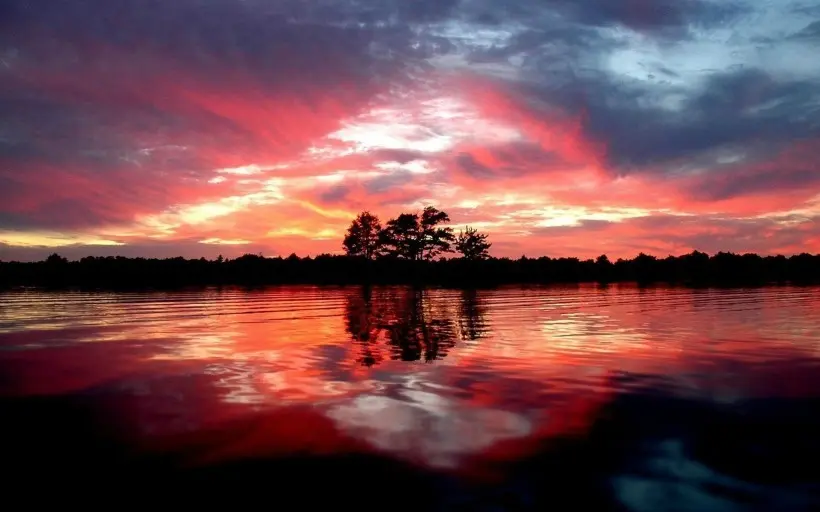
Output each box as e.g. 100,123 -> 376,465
1,0 -> 819,261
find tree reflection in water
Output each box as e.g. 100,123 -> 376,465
344,287 -> 488,366
458,289 -> 488,342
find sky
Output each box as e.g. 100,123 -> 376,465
1,0 -> 819,261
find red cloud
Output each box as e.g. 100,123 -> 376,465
4,39 -> 820,260
2,35 -> 388,236
0,161 -> 234,231
460,77 -> 605,168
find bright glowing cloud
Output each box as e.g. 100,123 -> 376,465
199,238 -> 251,246
0,231 -> 125,248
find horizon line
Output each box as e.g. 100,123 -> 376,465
4,249 -> 820,264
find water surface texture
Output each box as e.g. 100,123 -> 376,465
2,286 -> 819,509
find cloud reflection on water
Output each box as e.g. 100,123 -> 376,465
1,285 -> 819,468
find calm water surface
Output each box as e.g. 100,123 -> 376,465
1,285 -> 819,509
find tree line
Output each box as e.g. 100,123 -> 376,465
1,206 -> 818,288
1,249 -> 819,289
343,207 -> 492,261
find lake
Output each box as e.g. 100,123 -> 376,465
2,285 -> 819,509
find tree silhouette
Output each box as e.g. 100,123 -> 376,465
458,289 -> 488,341
595,254 -> 614,283
4,250 -> 820,288
380,207 -> 454,260
380,213 -> 422,259
455,226 -> 492,260
634,252 -> 658,283
46,253 -> 68,265
420,206 -> 455,260
343,211 -> 383,260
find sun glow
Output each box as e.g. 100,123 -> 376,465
0,231 -> 125,247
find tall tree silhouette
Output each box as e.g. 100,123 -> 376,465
420,206 -> 455,260
455,226 -> 492,260
380,213 -> 422,259
343,211 -> 382,260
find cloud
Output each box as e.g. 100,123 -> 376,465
791,20 -> 820,40
503,213 -> 820,259
532,0 -> 746,33
1,0 -> 819,259
683,140 -> 820,202
591,69 -> 820,170
0,0 -> 438,231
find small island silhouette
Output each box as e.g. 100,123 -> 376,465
1,207 -> 818,288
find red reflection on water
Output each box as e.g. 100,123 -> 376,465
150,405 -> 380,467
1,286 -> 820,471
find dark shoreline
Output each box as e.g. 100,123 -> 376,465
2,251 -> 819,290
2,282 -> 820,294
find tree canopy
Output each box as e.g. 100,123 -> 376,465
381,213 -> 422,260
455,226 -> 492,261
420,207 -> 455,260
343,211 -> 382,260
344,206 -> 474,261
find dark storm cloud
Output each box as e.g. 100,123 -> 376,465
791,20 -> 820,40
0,90 -> 218,172
255,0 -> 461,25
424,1 -> 820,192
581,69 -> 820,170
531,0 -> 746,33
459,0 -> 746,34
469,60 -> 819,183
463,25 -> 601,65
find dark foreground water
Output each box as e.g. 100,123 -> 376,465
1,285 -> 819,510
